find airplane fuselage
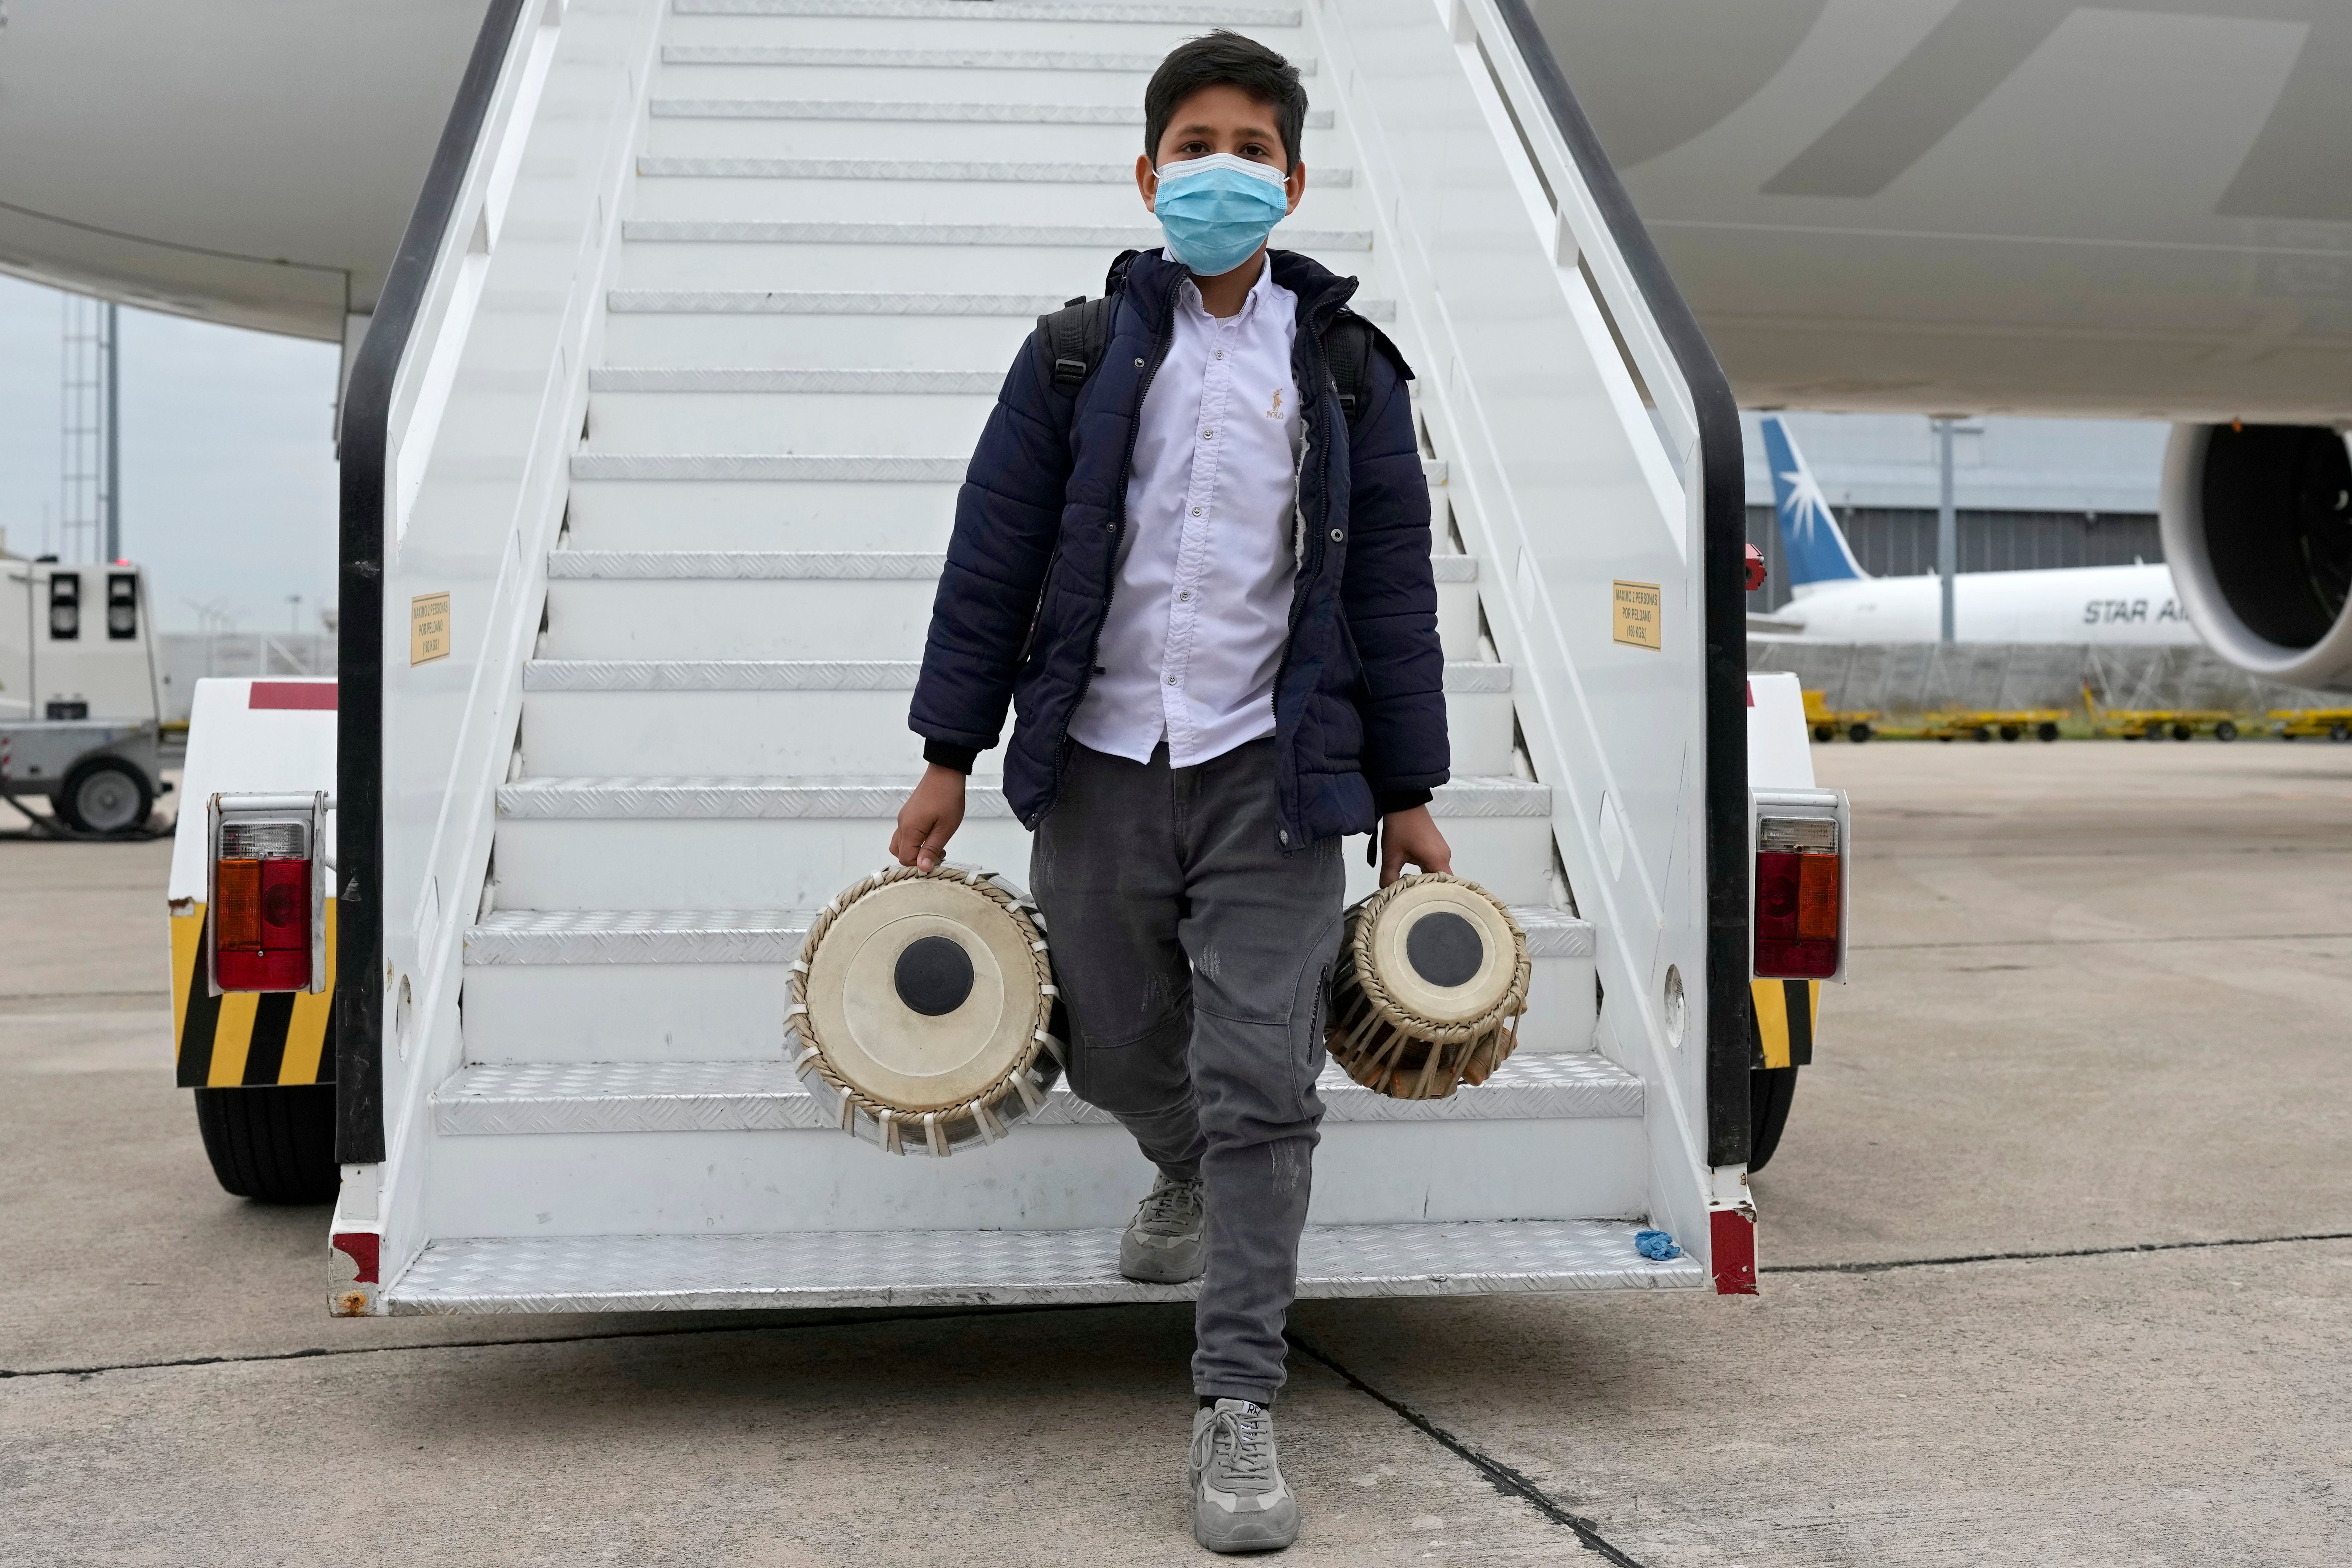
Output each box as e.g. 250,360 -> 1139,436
1772,563 -> 2197,644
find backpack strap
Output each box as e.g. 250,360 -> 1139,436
1322,309 -> 1413,430
1035,294 -> 1115,395
1033,249 -> 1137,397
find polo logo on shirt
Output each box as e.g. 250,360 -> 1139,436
1265,388 -> 1285,420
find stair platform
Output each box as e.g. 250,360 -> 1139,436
382,1218 -> 1703,1313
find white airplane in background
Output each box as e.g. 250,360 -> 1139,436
1754,416 -> 2199,647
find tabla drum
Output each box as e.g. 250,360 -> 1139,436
789,865 -> 1063,1156
1325,873 -> 1529,1099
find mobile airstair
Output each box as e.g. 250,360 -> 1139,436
327,0 -> 1755,1315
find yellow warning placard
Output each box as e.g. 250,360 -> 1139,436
410,592 -> 452,665
1611,580 -> 1662,650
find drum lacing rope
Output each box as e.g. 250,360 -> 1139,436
788,863 -> 1061,1155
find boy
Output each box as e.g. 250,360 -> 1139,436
891,31 -> 1450,1554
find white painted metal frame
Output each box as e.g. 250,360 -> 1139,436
341,0 -> 670,1295
1312,0 -> 1720,1261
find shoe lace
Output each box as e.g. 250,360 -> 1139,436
1137,1178 -> 1200,1232
1191,1405 -> 1275,1492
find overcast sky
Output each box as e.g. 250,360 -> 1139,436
0,273 -> 341,633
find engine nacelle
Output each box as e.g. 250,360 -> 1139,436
2160,424 -> 2352,691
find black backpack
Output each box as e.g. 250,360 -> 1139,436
1033,263 -> 1406,430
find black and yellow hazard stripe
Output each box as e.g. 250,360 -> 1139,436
171,903 -> 336,1088
1748,977 -> 1819,1070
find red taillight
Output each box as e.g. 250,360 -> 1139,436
215,821 -> 311,991
1755,816 -> 1839,979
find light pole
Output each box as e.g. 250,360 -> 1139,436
1932,416 -> 1958,642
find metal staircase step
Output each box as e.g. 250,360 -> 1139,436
539,549 -> 1475,658
660,44 -> 1318,72
495,771 -> 1543,818
674,1 -> 1307,27
604,288 -> 1392,318
638,155 -> 1349,185
620,219 -> 1366,249
464,902 -> 1594,965
649,98 -> 1336,129
521,656 -> 1504,690
432,1052 -> 1643,1136
382,1219 -> 1701,1313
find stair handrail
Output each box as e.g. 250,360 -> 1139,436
335,0 -> 536,1165
1475,0 -> 1753,1169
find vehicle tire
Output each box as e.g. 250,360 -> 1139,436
1750,1065 -> 1799,1172
2331,724 -> 2350,743
192,1084 -> 341,1203
2214,720 -> 2238,742
2172,723 -> 2193,742
60,757 -> 152,834
1973,726 -> 1993,743
1849,723 -> 1873,743
1813,724 -> 1834,743
1999,724 -> 2021,742
2037,722 -> 2060,742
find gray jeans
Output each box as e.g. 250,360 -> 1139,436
1031,739 -> 1345,1405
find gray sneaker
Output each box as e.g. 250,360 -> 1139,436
1189,1398 -> 1299,1553
1119,1172 -> 1205,1283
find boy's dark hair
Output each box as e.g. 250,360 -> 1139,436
1143,31 -> 1308,170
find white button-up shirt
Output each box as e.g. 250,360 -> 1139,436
1069,260 -> 1303,768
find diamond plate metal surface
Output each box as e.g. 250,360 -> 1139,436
569,455 -> 964,482
1516,907 -> 1597,958
602,289 -> 1395,322
1429,555 -> 1477,581
677,0 -> 1306,25
523,659 -> 922,691
461,905 -> 1591,966
462,909 -> 810,966
547,549 -> 948,577
494,774 -> 1530,821
590,364 -> 999,392
1444,661 -> 1510,692
607,289 -> 1075,315
384,1219 -> 1700,1313
432,1052 -> 1641,1135
621,218 -> 1361,248
658,45 -> 1281,73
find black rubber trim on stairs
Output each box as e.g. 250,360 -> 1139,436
1289,1332 -> 1650,1565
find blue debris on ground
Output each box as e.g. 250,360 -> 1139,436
1635,1228 -> 1682,1261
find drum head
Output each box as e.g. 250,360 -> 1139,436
1365,877 -> 1520,1026
801,874 -> 1044,1113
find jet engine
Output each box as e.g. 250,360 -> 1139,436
2160,424 -> 2352,691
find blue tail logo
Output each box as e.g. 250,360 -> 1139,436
1760,415 -> 1866,589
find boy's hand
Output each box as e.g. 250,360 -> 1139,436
1380,805 -> 1452,887
891,765 -> 968,873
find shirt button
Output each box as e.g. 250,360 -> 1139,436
1216,350 -> 1225,360
1166,674 -> 1178,685
1191,507 -> 1202,517
1202,430 -> 1215,440
1179,590 -> 1192,601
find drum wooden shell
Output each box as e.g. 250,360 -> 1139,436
789,865 -> 1063,1155
1325,874 -> 1529,1099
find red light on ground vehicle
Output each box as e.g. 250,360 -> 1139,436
1744,543 -> 1766,593
1755,815 -> 1840,979
214,820 -> 312,990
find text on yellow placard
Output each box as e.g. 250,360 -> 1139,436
411,592 -> 452,665
1612,580 -> 1662,650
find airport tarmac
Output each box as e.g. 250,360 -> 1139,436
3,743 -> 2347,1565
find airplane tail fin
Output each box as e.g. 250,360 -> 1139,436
1760,415 -> 1867,589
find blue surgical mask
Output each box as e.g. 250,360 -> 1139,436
1151,152 -> 1290,278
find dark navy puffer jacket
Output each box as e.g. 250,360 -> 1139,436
909,247 -> 1449,847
